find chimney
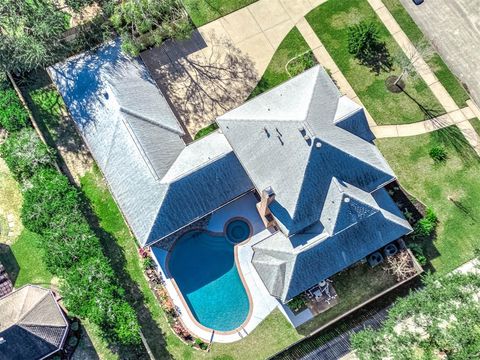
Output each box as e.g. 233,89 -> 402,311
256,187 -> 276,228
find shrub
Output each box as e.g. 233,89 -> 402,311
195,338 -> 208,350
347,21 -> 391,74
414,207 -> 437,238
143,256 -> 155,270
287,295 -> 306,312
62,257 -> 141,345
407,243 -> 427,266
0,128 -> 55,182
21,169 -> 84,234
0,87 -> 30,132
429,145 -> 448,163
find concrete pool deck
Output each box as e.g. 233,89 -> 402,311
151,192 -> 283,343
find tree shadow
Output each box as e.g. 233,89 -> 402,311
141,32 -> 258,137
78,191 -> 174,360
0,243 -> 18,286
72,324 -> 101,360
401,88 -> 444,120
430,126 -> 479,164
357,41 -> 393,75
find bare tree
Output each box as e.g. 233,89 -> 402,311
394,39 -> 434,87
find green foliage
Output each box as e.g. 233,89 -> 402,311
142,256 -> 155,270
407,242 -> 427,266
110,0 -> 193,56
0,0 -> 70,73
347,21 -> 391,74
414,207 -> 437,238
287,295 -> 306,312
429,145 -> 448,163
21,169 -> 83,235
62,257 -> 141,345
0,128 -> 55,182
286,51 -> 317,78
0,86 -> 30,132
351,272 -> 480,359
195,338 -> 208,350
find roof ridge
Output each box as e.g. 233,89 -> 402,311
17,290 -> 50,325
120,106 -> 184,135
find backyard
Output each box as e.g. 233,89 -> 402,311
377,126 -> 480,273
305,0 -> 444,125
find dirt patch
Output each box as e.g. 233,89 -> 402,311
386,75 -> 405,93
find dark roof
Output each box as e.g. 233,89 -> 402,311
49,40 -> 253,246
0,263 -> 13,297
0,285 -> 69,360
218,66 -> 393,235
252,186 -> 412,301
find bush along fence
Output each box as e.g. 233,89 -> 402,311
139,248 -> 209,352
0,74 -> 142,347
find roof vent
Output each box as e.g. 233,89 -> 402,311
0,337 -> 5,345
276,127 -> 282,137
263,127 -> 270,137
344,197 -> 351,203
277,135 -> 284,146
315,141 -> 322,148
304,134 -> 312,146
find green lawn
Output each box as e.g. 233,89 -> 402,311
81,166 -> 302,360
305,0 -> 444,125
469,118 -> 480,136
377,126 -> 480,273
194,122 -> 219,140
297,262 -> 398,335
382,0 -> 470,108
249,26 -> 315,98
183,0 -> 257,27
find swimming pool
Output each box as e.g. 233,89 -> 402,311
168,230 -> 251,332
226,219 -> 251,244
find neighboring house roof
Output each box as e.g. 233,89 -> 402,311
49,40 -> 253,246
252,185 -> 412,302
217,66 -> 395,236
0,285 -> 69,360
0,263 -> 13,298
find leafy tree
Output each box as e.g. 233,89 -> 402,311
62,257 -> 141,345
348,21 -> 391,74
0,128 -> 55,182
352,272 -> 480,360
0,85 -> 30,132
110,0 -> 193,56
21,168 -> 83,234
0,0 -> 69,73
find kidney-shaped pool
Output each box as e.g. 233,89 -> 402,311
168,229 -> 251,332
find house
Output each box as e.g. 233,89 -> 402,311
0,285 -> 69,360
49,40 -> 411,335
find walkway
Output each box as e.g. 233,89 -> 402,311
295,0 -> 480,154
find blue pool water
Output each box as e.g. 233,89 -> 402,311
226,219 -> 251,243
168,230 -> 250,331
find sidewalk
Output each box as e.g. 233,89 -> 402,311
366,0 -> 480,154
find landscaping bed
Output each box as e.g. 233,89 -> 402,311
377,125 -> 480,273
249,26 -> 316,99
305,0 -> 444,125
382,0 -> 470,107
183,0 -> 257,27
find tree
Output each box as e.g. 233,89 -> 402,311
348,21 -> 392,74
351,272 -> 480,360
0,128 -> 55,182
0,0 -> 69,73
393,39 -> 434,87
110,0 -> 193,56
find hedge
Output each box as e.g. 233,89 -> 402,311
1,82 -> 142,346
0,83 -> 30,132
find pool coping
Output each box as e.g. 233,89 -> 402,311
164,217 -> 255,339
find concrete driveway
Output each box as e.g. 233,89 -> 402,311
399,0 -> 480,106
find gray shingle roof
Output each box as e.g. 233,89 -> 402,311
217,66 -> 394,235
49,40 -> 253,246
0,285 -> 69,360
252,185 -> 412,302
